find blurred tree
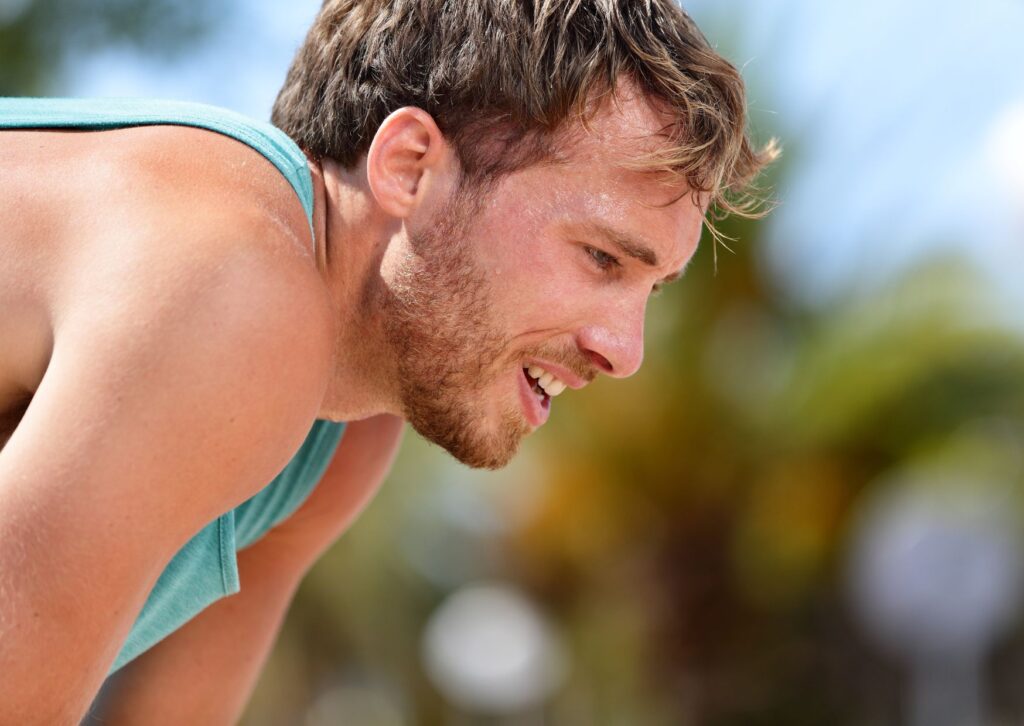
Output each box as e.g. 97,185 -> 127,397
0,0 -> 225,95
515,219 -> 1024,725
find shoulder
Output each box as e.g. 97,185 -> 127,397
60,119 -> 329,333
44,227 -> 335,514
95,119 -> 315,263
52,126 -> 336,440
29,114 -> 336,423
61,217 -> 333,396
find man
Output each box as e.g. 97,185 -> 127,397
0,0 -> 774,722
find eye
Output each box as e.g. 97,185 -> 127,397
651,282 -> 664,297
584,245 -> 620,272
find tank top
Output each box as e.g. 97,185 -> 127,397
0,97 -> 347,673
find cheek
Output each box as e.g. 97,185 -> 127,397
502,250 -> 589,335
468,195 -> 589,329
473,219 -> 560,301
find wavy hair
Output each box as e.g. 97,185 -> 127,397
273,0 -> 778,227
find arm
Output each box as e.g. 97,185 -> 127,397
87,415 -> 404,725
0,250 -> 330,724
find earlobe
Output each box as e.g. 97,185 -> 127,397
366,107 -> 449,218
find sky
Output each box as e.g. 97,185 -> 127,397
687,0 -> 1024,310
61,0 -> 1024,314
61,0 -> 321,120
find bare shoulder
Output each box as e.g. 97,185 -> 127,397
0,120 -> 335,719
41,124 -> 338,506
0,122 -> 333,452
53,123 -> 334,385
99,123 -> 316,268
131,124 -> 313,250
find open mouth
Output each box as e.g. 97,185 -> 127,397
518,363 -> 571,427
523,368 -> 551,410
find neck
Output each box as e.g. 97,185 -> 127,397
307,157 -> 403,422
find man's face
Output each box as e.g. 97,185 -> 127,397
383,92 -> 706,469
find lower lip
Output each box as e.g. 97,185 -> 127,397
517,369 -> 550,427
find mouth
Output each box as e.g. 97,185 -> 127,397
518,367 -> 551,427
525,367 -> 552,406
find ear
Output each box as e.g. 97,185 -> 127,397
365,107 -> 453,219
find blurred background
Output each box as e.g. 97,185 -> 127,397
6,0 -> 1024,723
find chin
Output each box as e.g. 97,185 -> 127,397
410,404 -> 528,471
446,436 -> 523,470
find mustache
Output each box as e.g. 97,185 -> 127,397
517,343 -> 598,384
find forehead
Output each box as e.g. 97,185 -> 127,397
507,86 -> 706,265
558,82 -> 677,171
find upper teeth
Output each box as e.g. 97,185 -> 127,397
527,365 -> 567,396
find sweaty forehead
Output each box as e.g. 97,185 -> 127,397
489,83 -> 704,262
534,89 -> 702,221
553,82 -> 677,173
503,147 -> 704,274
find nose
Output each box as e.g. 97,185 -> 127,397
575,299 -> 646,379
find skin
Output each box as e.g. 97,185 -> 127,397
320,90 -> 704,468
0,84 -> 704,724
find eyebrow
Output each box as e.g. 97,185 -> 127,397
582,222 -> 688,285
585,222 -> 660,266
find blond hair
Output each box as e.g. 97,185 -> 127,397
273,0 -> 777,222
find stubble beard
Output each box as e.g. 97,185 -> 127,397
382,190 -> 530,470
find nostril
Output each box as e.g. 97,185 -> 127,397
586,350 -> 614,374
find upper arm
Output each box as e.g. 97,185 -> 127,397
0,239 -> 329,721
79,417 -> 404,725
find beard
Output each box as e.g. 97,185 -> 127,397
381,187 -> 530,470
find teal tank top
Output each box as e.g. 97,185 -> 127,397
0,98 -> 346,673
